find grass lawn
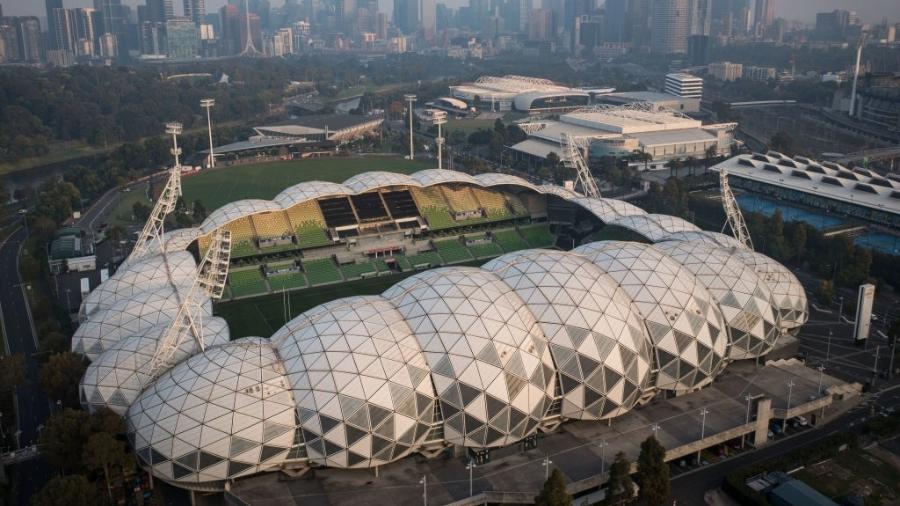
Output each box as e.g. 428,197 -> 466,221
182,157 -> 431,211
107,187 -> 152,228
215,258 -> 491,338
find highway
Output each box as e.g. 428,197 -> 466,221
0,227 -> 53,503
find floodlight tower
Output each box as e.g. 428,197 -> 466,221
149,228 -> 232,376
432,110 -> 448,170
405,94 -> 417,160
200,98 -> 216,168
127,122 -> 183,262
719,168 -> 753,250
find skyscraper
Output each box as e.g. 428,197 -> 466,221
146,0 -> 174,23
94,0 -> 127,39
651,0 -> 689,54
752,0 -> 773,36
16,17 -> 42,62
45,0 -> 64,49
184,0 -> 206,25
50,7 -> 77,53
393,0 -> 418,34
420,0 -> 436,38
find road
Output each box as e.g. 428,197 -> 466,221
0,227 -> 53,503
671,383 -> 900,505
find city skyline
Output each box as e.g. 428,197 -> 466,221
3,0 -> 899,24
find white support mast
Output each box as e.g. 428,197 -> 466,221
149,229 -> 232,376
561,133 -> 601,198
719,169 -> 754,250
239,0 -> 261,56
128,122 -> 183,263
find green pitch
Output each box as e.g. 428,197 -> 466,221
182,156 -> 431,210
215,259 -> 490,339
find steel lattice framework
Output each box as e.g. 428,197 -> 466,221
561,133 -> 601,198
149,229 -> 231,375
719,169 -> 754,250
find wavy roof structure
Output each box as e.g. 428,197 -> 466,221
74,169 -> 807,489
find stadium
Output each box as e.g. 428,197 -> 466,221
74,166 -> 807,491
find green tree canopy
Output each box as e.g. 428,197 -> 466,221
39,352 -> 87,408
638,436 -> 670,506
604,451 -> 635,505
535,468 -> 572,506
31,475 -> 99,506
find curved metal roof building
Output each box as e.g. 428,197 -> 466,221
74,168 -> 807,489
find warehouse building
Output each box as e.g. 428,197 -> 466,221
510,104 -> 735,168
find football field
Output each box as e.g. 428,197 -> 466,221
182,156 -> 431,210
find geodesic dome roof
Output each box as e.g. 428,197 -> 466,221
162,228 -> 202,252
80,251 -> 197,318
732,249 -> 808,330
343,172 -> 418,193
410,169 -> 479,187
200,199 -> 283,234
80,317 -> 230,416
483,250 -> 652,419
72,287 -> 212,362
272,296 -> 437,469
610,214 -> 701,242
571,197 -> 647,223
653,241 -> 781,359
383,268 -> 556,448
660,230 -> 747,250
126,338 -> 296,485
473,173 -> 539,192
273,181 -> 353,208
573,242 -> 728,391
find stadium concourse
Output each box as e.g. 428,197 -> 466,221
72,168 -> 808,492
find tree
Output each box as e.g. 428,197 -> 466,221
534,468 -> 571,506
637,436 -> 669,506
192,199 -> 207,222
39,409 -> 92,473
0,353 -> 26,393
604,451 -> 635,505
769,131 -> 795,155
39,352 -> 86,408
105,225 -> 126,243
132,201 -> 151,222
31,475 -> 98,506
83,432 -> 132,501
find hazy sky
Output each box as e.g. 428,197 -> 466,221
3,0 -> 899,24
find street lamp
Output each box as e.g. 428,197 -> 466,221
783,380 -> 795,433
404,95 -> 417,160
542,454 -> 553,480
466,459 -> 476,497
14,430 -> 21,450
826,329 -> 832,364
433,111 -> 447,170
419,474 -> 427,506
697,407 -> 709,464
166,122 -> 183,169
650,423 -> 660,439
742,394 -> 753,449
0,412 -> 4,439
598,439 -> 608,475
817,364 -> 825,395
200,99 -> 216,168
838,296 -> 844,324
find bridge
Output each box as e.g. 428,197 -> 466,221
833,146 -> 900,165
1,445 -> 40,465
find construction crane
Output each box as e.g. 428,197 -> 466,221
149,229 -> 232,376
561,133 -> 601,198
719,169 -> 753,250
128,122 -> 184,263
